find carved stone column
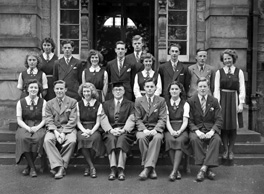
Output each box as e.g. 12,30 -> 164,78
158,0 -> 167,63
80,0 -> 90,60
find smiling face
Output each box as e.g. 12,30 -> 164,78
62,43 -> 74,58
223,53 -> 233,67
115,44 -> 127,59
83,87 -> 92,101
144,81 -> 156,97
42,42 -> 53,54
27,55 -> 38,69
54,83 -> 67,99
90,54 -> 99,66
27,83 -> 39,97
112,86 -> 125,100
197,80 -> 209,96
169,46 -> 180,62
143,58 -> 153,71
169,84 -> 181,99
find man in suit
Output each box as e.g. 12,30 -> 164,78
135,78 -> 167,180
188,77 -> 223,182
188,49 -> 215,98
101,82 -> 135,181
53,40 -> 83,101
106,41 -> 136,101
159,43 -> 190,101
44,80 -> 77,179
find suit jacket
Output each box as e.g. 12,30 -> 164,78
45,96 -> 77,134
135,95 -> 167,133
106,58 -> 136,101
188,94 -> 222,134
100,98 -> 135,133
125,53 -> 144,79
53,57 -> 83,100
188,63 -> 215,97
159,61 -> 190,99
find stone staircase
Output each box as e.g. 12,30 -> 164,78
1,123 -> 264,166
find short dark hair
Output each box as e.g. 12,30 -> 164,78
78,82 -> 99,99
132,35 -> 143,42
144,77 -> 156,87
167,81 -> 186,100
220,49 -> 238,64
140,53 -> 155,64
61,39 -> 74,47
87,49 -> 104,65
196,48 -> 207,54
169,43 -> 181,51
115,40 -> 126,48
24,52 -> 42,69
41,37 -> 56,52
53,80 -> 67,88
26,79 -> 43,96
197,77 -> 210,86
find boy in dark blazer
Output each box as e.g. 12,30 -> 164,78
159,43 -> 190,101
53,40 -> 83,101
188,77 -> 223,182
135,78 -> 167,180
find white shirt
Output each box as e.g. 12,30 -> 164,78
133,70 -> 162,98
43,53 -> 54,61
16,96 -> 46,117
214,65 -> 245,104
114,98 -> 123,106
64,56 -> 72,64
170,60 -> 179,69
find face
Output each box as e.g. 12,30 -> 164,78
83,87 -> 92,100
112,86 -> 125,100
169,84 -> 181,98
169,46 -> 180,62
42,42 -> 53,54
196,51 -> 207,65
62,43 -> 74,58
54,83 -> 67,99
144,81 -> 156,97
197,81 -> 209,96
223,53 -> 233,67
90,54 -> 99,66
143,58 -> 153,71
115,44 -> 127,58
27,55 -> 38,69
27,83 -> 39,96
132,39 -> 143,52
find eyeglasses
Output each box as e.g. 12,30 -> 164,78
113,88 -> 124,92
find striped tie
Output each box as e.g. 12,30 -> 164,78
148,97 -> 152,113
201,96 -> 206,114
114,100 -> 121,122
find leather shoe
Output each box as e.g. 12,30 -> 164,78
108,168 -> 117,181
206,169 -> 216,180
54,167 -> 65,179
149,168 -> 157,179
196,170 -> 205,182
139,168 -> 150,180
169,171 -> 176,182
118,168 -> 125,181
222,151 -> 228,160
176,171 -> 181,180
83,168 -> 90,176
30,168 -> 37,178
22,166 -> 30,176
90,167 -> 97,178
229,152 -> 234,160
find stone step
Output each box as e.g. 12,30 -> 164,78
0,128 -> 15,142
0,142 -> 15,153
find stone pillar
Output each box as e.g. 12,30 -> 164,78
158,0 -> 167,63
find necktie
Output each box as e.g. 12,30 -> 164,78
119,59 -> 123,73
30,68 -> 34,75
114,100 -> 121,122
228,67 -> 231,74
66,58 -> 70,64
173,63 -> 177,71
31,99 -> 35,106
200,66 -> 204,72
58,99 -> 63,108
173,101 -> 177,110
136,52 -> 140,62
146,71 -> 150,78
148,97 -> 152,113
30,99 -> 34,110
201,96 -> 206,115
46,54 -> 50,61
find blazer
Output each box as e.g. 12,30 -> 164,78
100,98 -> 135,133
188,64 -> 215,97
106,58 -> 136,101
159,61 -> 190,99
125,53 -> 144,78
45,96 -> 77,134
53,57 -> 83,100
188,94 -> 223,134
135,95 -> 167,133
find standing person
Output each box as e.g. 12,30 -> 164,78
82,49 -> 108,102
53,40 -> 83,101
40,37 -> 58,101
106,41 -> 136,101
76,82 -> 105,177
133,53 -> 162,98
165,81 -> 190,181
15,79 -> 46,177
101,82 -> 135,181
188,49 -> 215,98
17,52 -> 48,99
188,77 -> 223,182
214,49 -> 245,161
135,78 -> 167,180
44,80 -> 77,179
159,44 -> 190,101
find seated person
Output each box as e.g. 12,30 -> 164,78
135,78 -> 167,180
188,77 -> 223,182
76,82 -> 105,177
101,82 -> 135,181
44,80 -> 77,179
165,81 -> 190,181
15,79 -> 46,177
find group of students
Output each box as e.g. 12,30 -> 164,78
15,35 -> 245,183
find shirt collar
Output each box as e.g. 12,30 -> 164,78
27,67 -> 38,74
197,64 -> 205,71
57,97 -> 65,103
142,69 -> 154,75
26,96 -> 39,105
170,60 -> 178,66
82,98 -> 96,106
114,98 -> 123,105
43,53 -> 54,60
146,95 -> 155,103
89,65 -> 101,72
198,94 -> 208,101
134,51 -> 142,56
170,97 -> 181,106
64,56 -> 72,61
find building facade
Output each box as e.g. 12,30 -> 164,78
0,0 -> 263,134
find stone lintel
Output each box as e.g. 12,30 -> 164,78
0,4 -> 42,18
205,6 -> 249,19
0,37 -> 41,48
205,38 -> 248,49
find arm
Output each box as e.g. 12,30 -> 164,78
209,69 -> 215,95
76,103 -> 87,133
62,100 -> 77,133
153,99 -> 167,133
135,100 -> 147,131
211,98 -> 223,134
154,74 -> 162,96
184,66 -> 191,94
238,69 -> 246,112
90,104 -> 104,134
188,100 -> 199,132
133,74 -> 142,98
45,101 -> 58,131
213,70 -> 220,102
123,103 -> 135,133
32,100 -> 46,132
17,73 -> 23,90
102,71 -> 108,100
100,104 -> 113,132
77,61 -> 84,85
82,70 -> 86,84
42,72 -> 48,97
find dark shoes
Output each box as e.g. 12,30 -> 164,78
196,168 -> 216,182
22,166 -> 30,176
84,168 -> 90,176
206,169 -> 216,180
229,152 -> 234,160
196,170 -> 205,182
139,167 -> 150,180
222,151 -> 228,160
84,167 -> 97,178
30,168 -> 37,177
118,168 -> 125,181
108,167 -> 117,181
22,166 -> 37,177
169,170 -> 181,182
149,168 -> 157,179
54,167 -> 65,179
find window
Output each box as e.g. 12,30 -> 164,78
58,0 -> 81,58
167,0 -> 192,61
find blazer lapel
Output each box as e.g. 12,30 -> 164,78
172,62 -> 183,81
149,96 -> 159,115
59,58 -> 68,73
194,95 -> 204,116
119,60 -> 130,76
165,62 -> 174,79
112,59 -> 120,76
52,99 -> 60,114
60,97 -> 70,115
140,96 -> 149,113
192,64 -> 201,79
204,96 -> 213,116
